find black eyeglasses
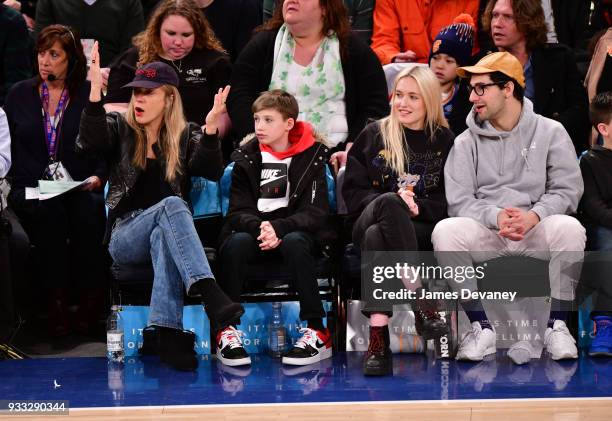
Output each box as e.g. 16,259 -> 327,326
467,82 -> 506,96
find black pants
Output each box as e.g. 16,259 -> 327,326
352,193 -> 436,314
0,208 -> 30,338
8,188 -> 106,291
219,231 -> 325,322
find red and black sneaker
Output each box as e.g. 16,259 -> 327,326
216,326 -> 251,367
282,327 -> 332,366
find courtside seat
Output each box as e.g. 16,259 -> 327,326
240,255 -> 333,300
109,247 -> 218,306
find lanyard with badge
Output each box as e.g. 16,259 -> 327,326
41,82 -> 72,181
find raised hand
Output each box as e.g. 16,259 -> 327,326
89,41 -> 103,102
204,85 -> 231,135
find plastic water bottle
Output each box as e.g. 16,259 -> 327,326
268,302 -> 286,358
106,305 -> 124,363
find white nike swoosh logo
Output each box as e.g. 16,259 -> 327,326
260,174 -> 287,186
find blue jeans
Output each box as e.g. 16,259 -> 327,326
586,224 -> 612,252
108,197 -> 215,330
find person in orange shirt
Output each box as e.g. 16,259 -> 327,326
371,0 -> 480,65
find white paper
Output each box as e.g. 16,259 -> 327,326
34,179 -> 91,200
25,187 -> 40,200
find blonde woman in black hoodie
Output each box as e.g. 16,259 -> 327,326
343,66 -> 455,376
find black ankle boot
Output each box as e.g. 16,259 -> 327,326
192,280 -> 244,329
363,326 -> 392,376
157,327 -> 197,371
139,326 -> 158,356
413,290 -> 449,340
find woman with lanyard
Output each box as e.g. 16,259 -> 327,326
4,25 -> 107,338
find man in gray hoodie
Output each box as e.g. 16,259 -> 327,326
432,52 -> 585,364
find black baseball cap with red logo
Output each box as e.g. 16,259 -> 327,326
122,62 -> 179,89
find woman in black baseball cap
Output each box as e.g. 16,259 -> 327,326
77,42 -> 241,372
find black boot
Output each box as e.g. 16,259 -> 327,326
363,325 -> 392,376
139,326 -> 158,356
191,279 -> 244,330
413,288 -> 449,340
157,327 -> 197,371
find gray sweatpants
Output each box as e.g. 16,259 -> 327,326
431,215 -> 586,302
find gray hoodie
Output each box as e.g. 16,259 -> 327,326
0,108 -> 10,178
444,98 -> 583,228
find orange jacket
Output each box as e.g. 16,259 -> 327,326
371,0 -> 480,65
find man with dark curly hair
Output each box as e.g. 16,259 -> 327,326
481,0 -> 590,154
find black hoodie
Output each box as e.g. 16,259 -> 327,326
219,132 -> 337,252
343,121 -> 455,227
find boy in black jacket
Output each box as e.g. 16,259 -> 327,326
580,91 -> 612,357
216,90 -> 334,367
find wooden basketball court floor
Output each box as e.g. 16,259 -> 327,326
0,351 -> 610,420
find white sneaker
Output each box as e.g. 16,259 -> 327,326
544,320 -> 578,360
216,326 -> 251,367
282,327 -> 332,366
456,322 -> 496,361
508,340 -> 534,365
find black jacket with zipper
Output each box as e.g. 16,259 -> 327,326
76,100 -> 223,242
579,145 -> 612,229
219,136 -> 337,252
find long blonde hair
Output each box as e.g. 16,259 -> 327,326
379,66 -> 448,175
125,85 -> 186,181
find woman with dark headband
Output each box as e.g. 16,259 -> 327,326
4,24 -> 107,337
78,42 -> 242,371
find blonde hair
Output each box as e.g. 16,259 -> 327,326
379,66 -> 448,175
125,85 -> 186,181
